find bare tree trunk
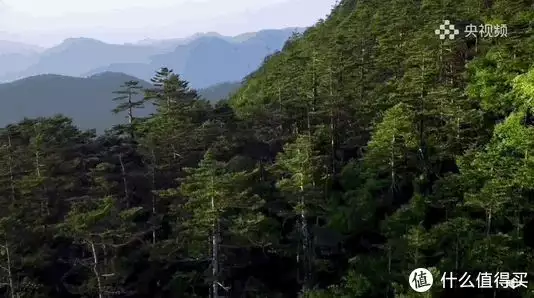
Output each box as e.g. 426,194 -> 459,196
419,58 -> 427,174
298,165 -> 310,293
89,241 -> 104,298
35,146 -> 40,178
33,124 -> 49,216
390,133 -> 396,192
278,86 -> 283,134
307,52 -> 317,140
211,177 -> 219,298
212,219 -> 221,298
385,245 -> 392,298
127,90 -> 133,125
151,148 -> 157,245
2,241 -> 16,298
360,45 -> 365,102
306,106 -> 313,140
329,65 -> 336,175
312,53 -> 318,111
127,88 -> 135,139
301,199 -> 310,293
6,132 -> 15,202
3,131 -> 18,298
118,153 -> 129,208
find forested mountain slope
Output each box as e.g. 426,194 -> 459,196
0,0 -> 534,298
229,0 -> 534,296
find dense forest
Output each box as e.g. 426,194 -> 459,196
1,0 -> 534,297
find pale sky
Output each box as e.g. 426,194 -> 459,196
0,0 -> 336,47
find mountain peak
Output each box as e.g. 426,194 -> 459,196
87,71 -> 134,79
195,32 -> 223,37
39,37 -> 110,57
0,27 -> 303,88
61,37 -> 106,46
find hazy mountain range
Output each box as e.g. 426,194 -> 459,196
0,27 -> 304,89
0,73 -> 152,132
0,72 -> 241,132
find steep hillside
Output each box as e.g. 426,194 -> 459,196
198,81 -> 241,102
0,72 -> 154,132
0,52 -> 41,81
229,0 -> 534,296
2,1 -> 534,298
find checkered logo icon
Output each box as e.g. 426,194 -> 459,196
435,20 -> 459,40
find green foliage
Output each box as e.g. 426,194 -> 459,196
2,1 -> 534,297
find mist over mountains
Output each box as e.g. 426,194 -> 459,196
0,40 -> 44,55
0,71 -> 241,132
0,27 -> 297,132
0,27 -> 305,89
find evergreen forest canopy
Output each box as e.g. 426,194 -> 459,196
1,0 -> 534,297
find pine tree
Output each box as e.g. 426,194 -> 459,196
112,80 -> 144,138
145,67 -> 198,113
458,67 -> 534,275
272,134 -> 328,295
180,150 -> 267,297
59,196 -> 144,297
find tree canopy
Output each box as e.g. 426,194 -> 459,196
1,0 -> 534,297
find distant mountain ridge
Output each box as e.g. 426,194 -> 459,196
0,72 -> 154,132
0,27 -> 306,89
13,38 -> 160,80
198,81 -> 241,102
132,32 -> 226,49
0,72 -> 240,132
0,40 -> 44,55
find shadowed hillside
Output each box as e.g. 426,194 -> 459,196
0,72 -> 239,131
0,72 -> 154,131
198,81 -> 241,102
